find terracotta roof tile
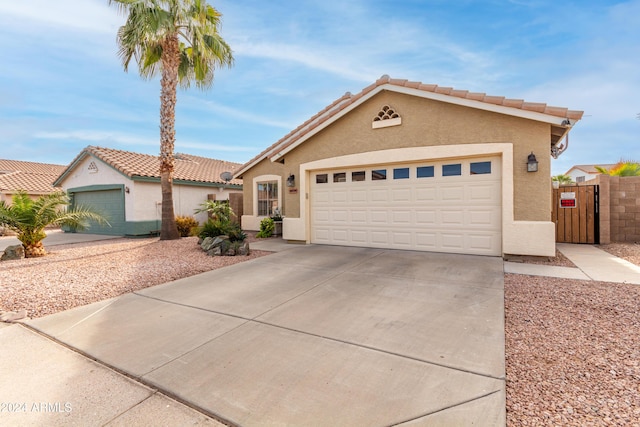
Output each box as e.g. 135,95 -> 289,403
63,146 -> 242,185
237,75 -> 584,175
0,159 -> 66,195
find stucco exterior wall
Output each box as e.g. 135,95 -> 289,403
242,91 -> 553,223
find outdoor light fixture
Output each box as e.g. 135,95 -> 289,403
287,174 -> 295,187
125,186 -> 130,193
527,152 -> 538,172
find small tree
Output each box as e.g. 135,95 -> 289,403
0,191 -> 109,257
595,160 -> 640,176
552,174 -> 573,185
194,200 -> 234,222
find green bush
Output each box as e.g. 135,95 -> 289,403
175,216 -> 199,237
256,217 -> 275,238
197,219 -> 230,239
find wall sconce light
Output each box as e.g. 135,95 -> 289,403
125,186 -> 130,193
527,152 -> 538,172
287,174 -> 295,187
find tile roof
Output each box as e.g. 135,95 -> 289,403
566,164 -> 617,174
59,146 -> 242,186
0,159 -> 66,195
236,75 -> 584,177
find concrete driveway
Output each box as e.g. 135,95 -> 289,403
27,245 -> 505,426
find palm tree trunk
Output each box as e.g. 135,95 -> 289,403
24,242 -> 47,258
159,35 -> 181,240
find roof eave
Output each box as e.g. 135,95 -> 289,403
269,84 -> 581,163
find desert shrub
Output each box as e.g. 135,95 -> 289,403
256,217 -> 275,238
197,219 -> 231,239
175,216 -> 199,237
226,222 -> 247,242
194,200 -> 234,222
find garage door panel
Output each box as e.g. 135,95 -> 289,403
392,210 -> 411,224
332,210 -> 349,223
392,188 -> 412,202
331,229 -> 349,243
440,185 -> 465,201
351,190 -> 367,203
371,189 -> 388,202
370,210 -> 389,223
332,191 -> 348,203
311,157 -> 502,255
351,210 -> 368,223
416,187 -> 437,201
416,210 -> 437,225
370,231 -> 389,244
351,230 -> 368,244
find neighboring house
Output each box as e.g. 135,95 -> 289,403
54,146 -> 242,236
565,164 -> 616,183
235,75 -> 583,257
0,159 -> 66,203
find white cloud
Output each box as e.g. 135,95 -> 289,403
0,0 -> 122,35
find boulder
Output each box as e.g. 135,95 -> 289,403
1,245 -> 25,261
237,241 -> 251,256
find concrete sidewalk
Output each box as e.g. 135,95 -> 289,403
0,322 -> 224,426
504,243 -> 640,285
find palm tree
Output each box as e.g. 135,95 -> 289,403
595,161 -> 640,176
552,174 -> 573,185
0,191 -> 109,258
109,0 -> 234,240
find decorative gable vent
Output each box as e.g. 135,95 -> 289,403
372,105 -> 402,129
87,161 -> 98,174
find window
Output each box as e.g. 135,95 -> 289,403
316,174 -> 328,184
352,171 -> 365,182
470,161 -> 491,175
333,172 -> 346,183
576,176 -> 585,183
393,168 -> 410,179
417,166 -> 434,178
442,164 -> 462,176
372,169 -> 387,180
257,181 -> 278,216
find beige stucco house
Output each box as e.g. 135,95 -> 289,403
54,146 -> 242,236
236,75 -> 583,256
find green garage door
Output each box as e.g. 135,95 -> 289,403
73,189 -> 126,235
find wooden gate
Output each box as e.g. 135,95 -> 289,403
552,185 -> 599,244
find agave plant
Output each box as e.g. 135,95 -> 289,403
0,191 -> 109,257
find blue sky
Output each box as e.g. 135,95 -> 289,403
0,0 -> 638,175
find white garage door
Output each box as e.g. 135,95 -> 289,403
310,156 -> 502,255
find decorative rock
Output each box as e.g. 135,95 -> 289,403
0,309 -> 28,322
200,237 -> 215,252
207,247 -> 222,256
237,241 -> 251,256
226,248 -> 236,256
1,245 -> 25,261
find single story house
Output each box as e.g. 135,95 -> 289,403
54,146 -> 242,236
565,164 -> 616,183
235,75 -> 583,257
0,159 -> 66,203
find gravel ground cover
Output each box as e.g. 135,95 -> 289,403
599,242 -> 640,266
505,243 -> 640,426
2,236 -> 639,425
0,236 -> 271,318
